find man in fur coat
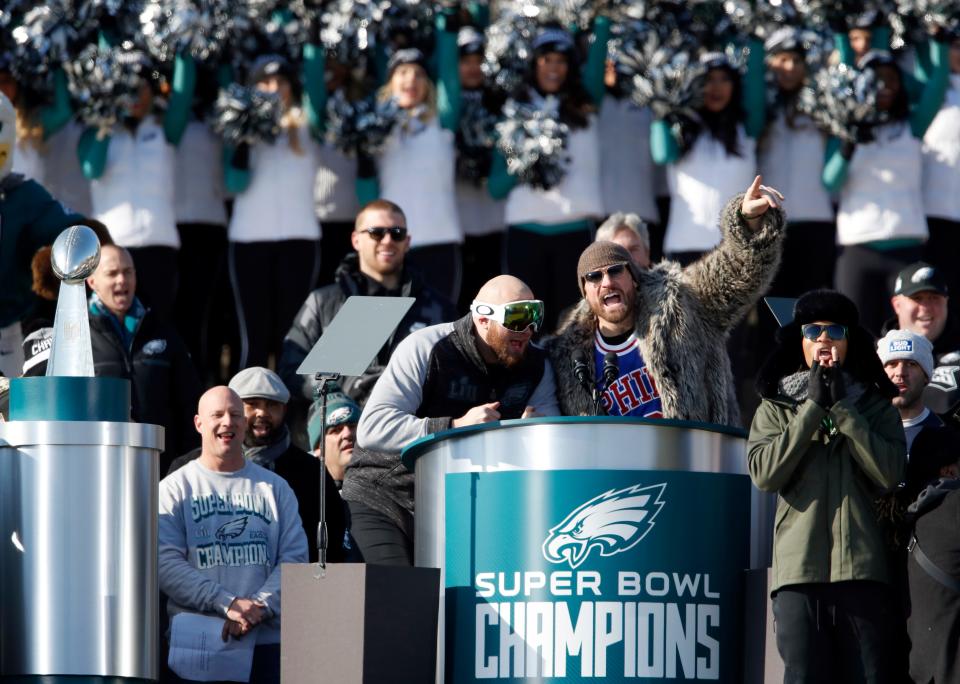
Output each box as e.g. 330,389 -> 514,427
547,176 -> 786,426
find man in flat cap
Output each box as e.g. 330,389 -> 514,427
168,367 -> 345,563
547,178 -> 786,426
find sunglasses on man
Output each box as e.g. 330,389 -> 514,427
361,226 -> 408,241
583,263 -> 629,284
801,323 -> 848,341
470,299 -> 545,333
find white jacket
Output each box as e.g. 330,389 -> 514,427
505,116 -> 603,226
378,119 -> 462,246
838,123 -> 927,245
759,111 -> 833,223
665,126 -> 757,253
229,118 -> 322,243
91,117 -> 179,248
922,75 -> 960,222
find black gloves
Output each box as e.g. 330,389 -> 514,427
808,362 -> 846,409
830,366 -> 847,405
808,362 -> 832,409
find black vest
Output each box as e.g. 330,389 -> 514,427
417,315 -> 546,420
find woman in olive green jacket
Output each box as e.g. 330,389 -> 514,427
748,289 -> 906,683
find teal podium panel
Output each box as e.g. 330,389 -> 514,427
444,469 -> 749,682
405,417 -> 773,684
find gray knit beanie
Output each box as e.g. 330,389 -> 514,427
576,241 -> 639,295
876,329 -> 934,380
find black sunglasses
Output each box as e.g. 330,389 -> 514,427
801,323 -> 848,341
583,263 -> 628,284
362,226 -> 408,241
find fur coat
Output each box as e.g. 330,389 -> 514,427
546,194 -> 785,427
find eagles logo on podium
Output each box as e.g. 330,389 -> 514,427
542,483 -> 667,569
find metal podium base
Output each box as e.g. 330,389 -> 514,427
0,378 -> 162,681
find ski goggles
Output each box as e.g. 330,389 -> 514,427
801,323 -> 848,341
470,299 -> 545,333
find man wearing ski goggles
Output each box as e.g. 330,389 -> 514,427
341,275 -> 559,566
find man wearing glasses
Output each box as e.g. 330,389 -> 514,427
342,275 -> 559,565
748,289 -> 904,681
279,199 -> 457,442
548,177 -> 786,426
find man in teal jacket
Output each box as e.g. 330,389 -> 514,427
0,92 -> 92,378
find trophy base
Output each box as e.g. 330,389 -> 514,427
9,377 -> 131,422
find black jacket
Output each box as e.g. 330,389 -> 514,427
89,307 -> 201,474
168,445 -> 346,564
278,253 -> 458,406
906,479 -> 960,684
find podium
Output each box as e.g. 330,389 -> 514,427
402,417 -> 772,683
0,377 -> 163,681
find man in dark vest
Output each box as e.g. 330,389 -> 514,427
343,275 -> 559,565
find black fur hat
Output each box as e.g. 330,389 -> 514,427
756,289 -> 897,399
792,289 -> 859,328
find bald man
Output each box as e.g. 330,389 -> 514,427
342,275 -> 559,565
159,387 -> 307,682
88,244 -> 201,474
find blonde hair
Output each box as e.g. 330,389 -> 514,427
281,105 -> 307,155
16,107 -> 45,152
377,67 -> 437,124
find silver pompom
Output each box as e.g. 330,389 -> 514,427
495,98 -> 571,191
797,63 -> 891,143
65,43 -> 153,131
211,82 -> 282,147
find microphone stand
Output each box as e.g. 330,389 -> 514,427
313,372 -> 340,578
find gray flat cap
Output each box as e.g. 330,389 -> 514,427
228,366 -> 291,404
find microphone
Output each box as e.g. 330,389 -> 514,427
572,350 -> 591,390
602,352 -> 619,392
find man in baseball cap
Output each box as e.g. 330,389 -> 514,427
883,262 -> 960,418
306,383 -> 361,488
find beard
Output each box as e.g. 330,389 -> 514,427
245,419 -> 278,447
589,286 -> 637,327
487,324 -> 528,368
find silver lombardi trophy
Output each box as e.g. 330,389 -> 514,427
47,225 -> 100,377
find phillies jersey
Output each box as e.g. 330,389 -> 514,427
594,330 -> 663,418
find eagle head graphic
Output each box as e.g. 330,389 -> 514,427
542,484 -> 666,569
215,516 -> 249,542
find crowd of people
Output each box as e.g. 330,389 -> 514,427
2,0 -> 960,681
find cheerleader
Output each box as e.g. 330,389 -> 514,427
650,44 -> 765,266
760,28 -> 836,295
224,50 -> 325,369
455,25 -> 506,310
78,51 -> 196,323
823,44 -> 950,334
488,19 -> 610,331
359,10 -> 463,302
921,34 -> 960,299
